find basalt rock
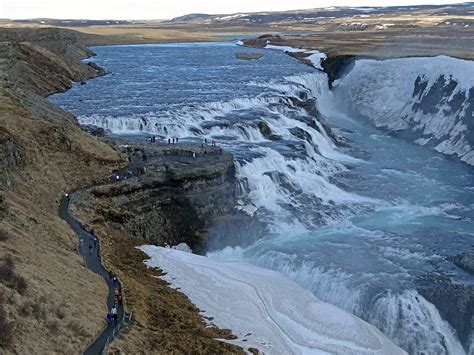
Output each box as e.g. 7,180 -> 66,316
258,121 -> 282,141
417,273 -> 474,351
289,127 -> 313,143
81,124 -> 107,137
83,143 -> 265,253
321,55 -> 356,88
449,252 -> 474,275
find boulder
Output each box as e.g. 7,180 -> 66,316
449,252 -> 474,274
81,124 -> 107,137
257,121 -> 282,141
417,273 -> 474,350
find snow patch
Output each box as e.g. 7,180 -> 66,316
139,245 -> 405,354
264,45 -> 326,70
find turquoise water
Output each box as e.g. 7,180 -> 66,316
50,42 -> 474,354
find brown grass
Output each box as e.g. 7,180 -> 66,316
0,256 -> 28,295
0,38 -> 124,352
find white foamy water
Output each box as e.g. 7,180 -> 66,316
49,43 -> 474,354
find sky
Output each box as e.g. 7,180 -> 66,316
0,0 -> 467,20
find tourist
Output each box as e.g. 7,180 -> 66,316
111,306 -> 118,323
114,293 -> 123,305
192,152 -> 196,159
88,242 -> 93,255
106,311 -> 114,324
115,174 -> 120,183
108,270 -> 114,280
176,137 -> 179,143
168,138 -> 171,144
204,138 -> 208,145
142,153 -> 147,162
112,275 -> 118,285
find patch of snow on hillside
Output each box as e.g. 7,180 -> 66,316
265,45 -> 326,69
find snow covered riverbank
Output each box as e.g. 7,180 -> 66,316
139,245 -> 405,354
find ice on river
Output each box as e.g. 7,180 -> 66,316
139,245 -> 405,355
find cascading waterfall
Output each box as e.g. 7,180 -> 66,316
50,43 -> 474,354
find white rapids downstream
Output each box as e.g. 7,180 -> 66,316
50,42 -> 474,354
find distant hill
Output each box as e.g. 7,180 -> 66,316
10,18 -> 140,27
167,2 -> 474,25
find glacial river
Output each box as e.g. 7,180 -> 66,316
50,42 -> 474,354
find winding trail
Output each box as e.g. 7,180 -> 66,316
59,194 -> 125,355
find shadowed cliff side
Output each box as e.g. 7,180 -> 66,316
0,27 -> 124,353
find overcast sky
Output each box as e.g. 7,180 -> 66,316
1,0 -> 466,20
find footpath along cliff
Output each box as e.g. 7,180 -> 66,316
0,27 -> 123,353
0,27 -> 250,353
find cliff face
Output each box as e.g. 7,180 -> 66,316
73,142 -> 264,253
0,28 -> 122,353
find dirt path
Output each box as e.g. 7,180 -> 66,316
59,194 -> 126,354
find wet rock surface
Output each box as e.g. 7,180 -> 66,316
417,273 -> 474,350
449,252 -> 474,275
321,55 -> 356,87
258,121 -> 283,141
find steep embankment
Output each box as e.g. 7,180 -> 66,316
0,28 -> 123,353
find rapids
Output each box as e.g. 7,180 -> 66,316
50,42 -> 474,354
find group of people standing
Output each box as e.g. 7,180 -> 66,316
106,272 -> 123,324
202,138 -> 218,147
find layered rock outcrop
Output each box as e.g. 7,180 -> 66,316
74,142 -> 265,254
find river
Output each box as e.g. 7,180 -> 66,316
49,41 -> 474,354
